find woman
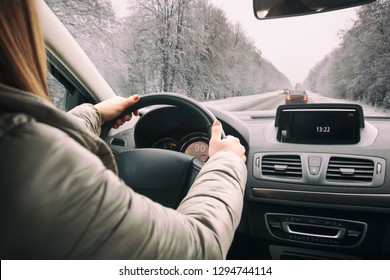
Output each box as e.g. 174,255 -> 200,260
0,0 -> 247,259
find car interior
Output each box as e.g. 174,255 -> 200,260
37,0 -> 390,260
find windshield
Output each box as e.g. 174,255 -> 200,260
45,0 -> 390,117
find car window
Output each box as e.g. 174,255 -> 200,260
45,0 -> 390,117
46,54 -> 97,112
47,70 -> 67,111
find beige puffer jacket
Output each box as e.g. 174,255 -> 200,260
0,83 -> 247,259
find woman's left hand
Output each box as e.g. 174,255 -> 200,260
94,94 -> 140,128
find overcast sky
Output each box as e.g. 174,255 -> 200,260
209,0 -> 358,85
111,0 -> 358,85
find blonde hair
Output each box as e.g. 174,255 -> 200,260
0,0 -> 49,100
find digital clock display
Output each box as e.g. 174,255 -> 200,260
277,108 -> 361,144
316,126 -> 330,133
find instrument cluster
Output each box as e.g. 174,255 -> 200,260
152,132 -> 209,162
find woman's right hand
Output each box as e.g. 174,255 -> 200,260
208,120 -> 246,162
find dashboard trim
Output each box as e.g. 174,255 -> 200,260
251,188 -> 390,209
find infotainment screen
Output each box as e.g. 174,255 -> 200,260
275,104 -> 364,144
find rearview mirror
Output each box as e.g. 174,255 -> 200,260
253,0 -> 375,19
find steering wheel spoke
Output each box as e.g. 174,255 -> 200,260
115,148 -> 202,208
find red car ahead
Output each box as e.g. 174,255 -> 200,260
285,89 -> 308,104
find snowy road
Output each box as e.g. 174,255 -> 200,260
203,90 -> 389,116
202,90 -> 284,111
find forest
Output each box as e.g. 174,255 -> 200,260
45,0 -> 291,100
304,0 -> 390,109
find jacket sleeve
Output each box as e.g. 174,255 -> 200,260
176,152 -> 247,259
79,151 -> 247,259
2,120 -> 247,259
67,103 -> 102,136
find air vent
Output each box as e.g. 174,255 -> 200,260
262,155 -> 302,178
110,138 -> 126,147
326,157 -> 374,182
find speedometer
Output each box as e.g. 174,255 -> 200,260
180,133 -> 209,162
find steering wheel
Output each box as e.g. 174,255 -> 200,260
101,93 -> 222,209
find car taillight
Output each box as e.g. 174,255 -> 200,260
303,95 -> 308,101
286,95 -> 291,100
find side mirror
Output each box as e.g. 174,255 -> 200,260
253,0 -> 375,19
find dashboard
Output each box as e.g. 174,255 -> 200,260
107,104 -> 390,260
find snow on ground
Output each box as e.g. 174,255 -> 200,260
203,90 -> 390,117
308,92 -> 390,117
202,90 -> 281,111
